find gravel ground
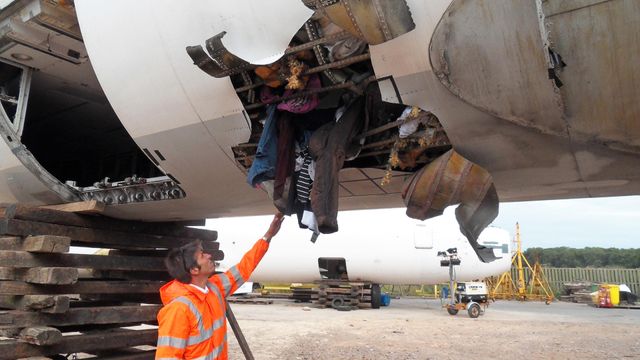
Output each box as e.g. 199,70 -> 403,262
226,298 -> 640,360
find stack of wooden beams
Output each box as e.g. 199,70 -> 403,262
0,203 -> 220,360
312,281 -> 373,310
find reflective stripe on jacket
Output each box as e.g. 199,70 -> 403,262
156,238 -> 269,359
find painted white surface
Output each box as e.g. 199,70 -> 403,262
215,207 -> 512,285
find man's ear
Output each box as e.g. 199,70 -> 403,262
190,267 -> 200,276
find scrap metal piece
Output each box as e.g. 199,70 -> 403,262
306,0 -> 415,45
186,31 -> 254,78
402,150 -> 499,263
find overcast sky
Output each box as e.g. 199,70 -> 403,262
208,196 -> 640,250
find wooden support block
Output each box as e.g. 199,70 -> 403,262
0,295 -> 70,313
0,204 -> 215,242
0,305 -> 160,328
0,328 -> 158,359
0,267 -> 15,280
19,327 -> 62,346
0,218 -> 212,249
40,200 -> 105,214
0,251 -> 169,272
23,268 -> 78,285
0,237 -> 21,251
23,236 -> 70,253
0,280 -> 164,295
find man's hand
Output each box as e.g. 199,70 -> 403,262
262,213 -> 285,242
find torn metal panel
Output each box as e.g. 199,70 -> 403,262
186,32 -> 254,78
307,0 -> 415,45
402,149 -> 498,263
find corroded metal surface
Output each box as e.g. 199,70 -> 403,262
308,0 -> 416,45
403,149 -> 498,262
186,32 -> 254,78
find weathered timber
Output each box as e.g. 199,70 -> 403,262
19,327 -> 63,346
0,295 -> 70,313
0,251 -> 168,271
40,200 -> 105,214
23,268 -> 78,285
24,236 -> 70,253
0,280 -> 163,295
80,269 -> 170,282
0,267 -> 14,280
0,328 -> 158,359
0,204 -> 214,241
107,239 -> 219,257
0,219 -> 204,249
0,305 -> 160,328
0,236 -> 70,253
80,293 -> 162,304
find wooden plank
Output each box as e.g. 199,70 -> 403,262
0,305 -> 160,328
79,269 -> 170,282
0,251 -> 168,271
19,327 -> 62,346
23,268 -> 78,285
0,328 -> 158,360
0,219 -> 199,249
80,293 -> 162,304
0,267 -> 14,280
23,236 -> 70,253
0,204 -> 215,241
40,200 -> 106,214
0,280 -> 164,295
0,295 -> 69,313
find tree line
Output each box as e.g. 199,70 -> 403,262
524,247 -> 640,268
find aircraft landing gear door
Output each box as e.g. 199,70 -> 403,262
413,223 -> 433,249
318,258 -> 349,281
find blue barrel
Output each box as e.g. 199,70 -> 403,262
381,293 -> 391,307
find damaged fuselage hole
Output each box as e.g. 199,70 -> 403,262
228,15 -> 452,183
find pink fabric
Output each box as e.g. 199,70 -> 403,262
277,74 -> 321,114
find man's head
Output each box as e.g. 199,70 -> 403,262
165,240 -> 216,283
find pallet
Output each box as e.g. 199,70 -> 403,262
227,297 -> 273,305
0,203 -> 220,359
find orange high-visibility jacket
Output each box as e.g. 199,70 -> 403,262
155,238 -> 269,359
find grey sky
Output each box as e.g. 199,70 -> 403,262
492,195 -> 640,250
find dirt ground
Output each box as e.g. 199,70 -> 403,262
226,298 -> 640,360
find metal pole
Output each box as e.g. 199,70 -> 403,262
225,303 -> 255,360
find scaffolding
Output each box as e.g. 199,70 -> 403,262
488,223 -> 554,304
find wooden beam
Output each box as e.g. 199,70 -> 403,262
0,250 -> 222,271
23,236 -> 70,253
0,204 -> 215,241
0,328 -> 158,360
0,295 -> 69,313
0,280 -> 164,295
19,327 -> 62,346
23,268 -> 78,285
0,305 -> 160,328
40,200 -> 105,214
0,236 -> 70,253
0,219 -> 200,249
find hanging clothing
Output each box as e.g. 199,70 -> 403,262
246,105 -> 279,187
277,74 -> 321,114
309,97 -> 365,234
156,238 -> 270,360
296,148 -> 313,204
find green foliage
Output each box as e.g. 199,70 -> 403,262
525,247 -> 640,268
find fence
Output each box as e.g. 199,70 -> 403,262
380,268 -> 640,298
543,267 -> 640,295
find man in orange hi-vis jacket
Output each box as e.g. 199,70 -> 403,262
155,213 -> 284,359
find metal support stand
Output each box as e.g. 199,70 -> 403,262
225,304 -> 255,360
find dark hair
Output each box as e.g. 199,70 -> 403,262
165,240 -> 202,283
